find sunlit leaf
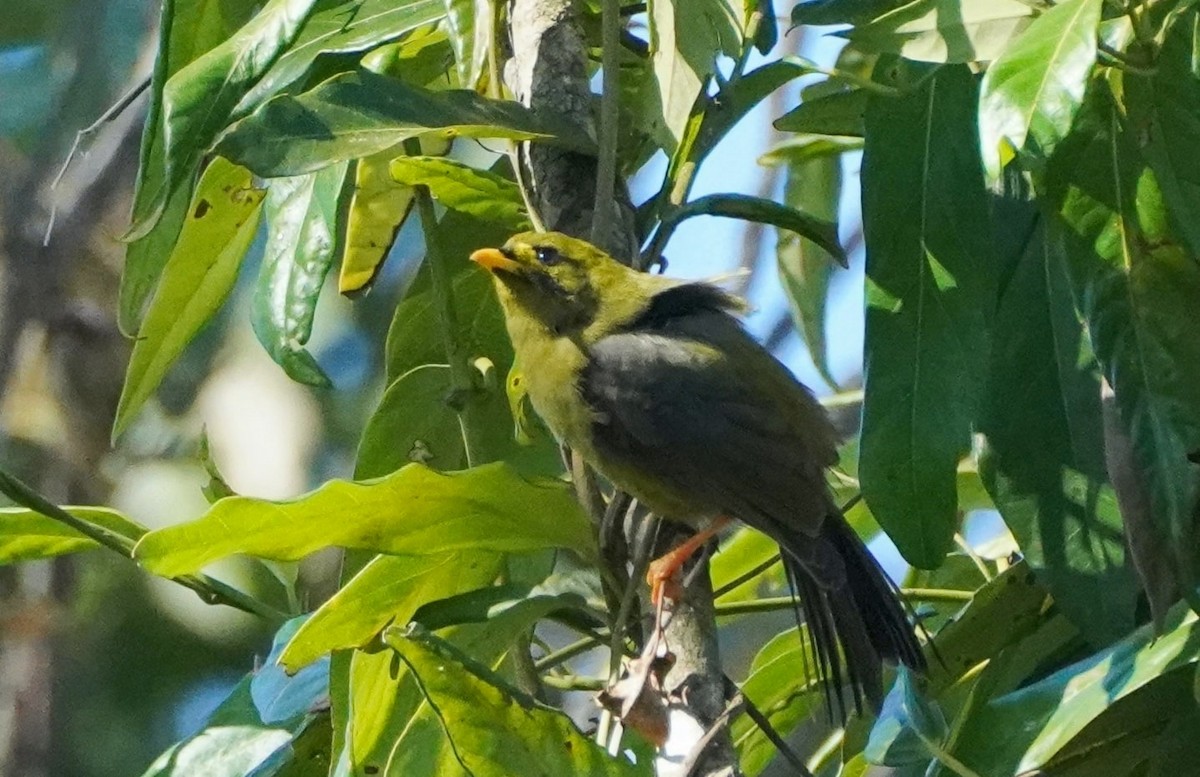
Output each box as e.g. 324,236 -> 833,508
1126,9 -> 1200,260
0,506 -> 145,563
859,61 -> 992,569
731,629 -> 821,776
948,603 -> 1200,774
114,157 -> 265,439
978,0 -> 1102,180
238,0 -> 447,111
384,626 -> 648,776
280,551 -> 503,670
120,0 -> 260,334
253,163 -> 349,387
133,462 -> 595,576
389,156 -> 528,228
646,0 -> 743,149
842,0 -> 1034,64
1046,83 -> 1200,590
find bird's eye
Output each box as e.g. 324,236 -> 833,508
534,247 -> 561,266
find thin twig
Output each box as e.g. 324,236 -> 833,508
408,142 -> 486,465
0,469 -> 286,621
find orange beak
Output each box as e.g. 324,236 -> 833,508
470,248 -> 523,274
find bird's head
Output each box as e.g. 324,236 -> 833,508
471,231 -> 638,337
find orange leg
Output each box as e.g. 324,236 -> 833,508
646,517 -> 732,607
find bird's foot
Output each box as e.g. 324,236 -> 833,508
644,516 -> 732,609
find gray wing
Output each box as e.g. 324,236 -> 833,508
579,304 -> 838,539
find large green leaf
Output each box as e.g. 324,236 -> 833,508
389,157 -> 529,228
1046,83 -> 1200,586
346,587 -> 584,774
645,0 -> 743,149
948,603 -> 1200,775
114,157 -> 265,439
253,162 -> 349,387
978,0 -> 1102,180
444,0 -> 490,90
385,627 -> 648,776
136,0 -> 320,236
859,62 -> 992,569
120,0 -> 261,334
843,0 -> 1034,64
981,194 -> 1139,646
0,506 -> 145,563
237,0 -> 447,112
133,462 -> 595,576
281,551 -> 503,670
1126,10 -> 1200,260
731,629 -> 822,776
219,70 -> 594,177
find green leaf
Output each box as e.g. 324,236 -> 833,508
355,365 -> 466,475
383,212 -> 512,383
339,147 -> 417,295
842,0 -> 1034,64
133,462 -> 595,577
774,139 -> 845,388
281,551 -> 503,670
731,629 -> 821,776
140,666 -> 321,777
948,603 -> 1200,775
120,0 -> 260,334
865,667 -> 948,767
774,88 -> 868,137
346,584 -> 586,774
925,561 -> 1048,692
445,0 -> 491,90
136,0 -> 320,237
389,156 -> 529,228
385,626 -> 649,777
218,70 -> 594,178
674,193 -> 845,265
978,0 -> 1102,180
646,0 -> 743,149
1046,83 -> 1200,587
859,62 -> 993,569
239,0 -> 448,111
0,507 -> 145,563
253,162 -> 349,387
710,526 -> 784,604
114,157 -> 265,439
981,193 -> 1139,646
1126,10 -> 1200,260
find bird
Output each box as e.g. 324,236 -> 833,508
470,231 -> 925,714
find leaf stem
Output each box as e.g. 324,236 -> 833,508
0,468 -> 286,621
407,139 -> 486,466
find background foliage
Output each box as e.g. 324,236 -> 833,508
1,0 -> 1199,775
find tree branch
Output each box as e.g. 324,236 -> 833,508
505,3 -> 738,774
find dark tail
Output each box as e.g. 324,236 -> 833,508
780,513 -> 925,718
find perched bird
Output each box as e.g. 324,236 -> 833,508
471,231 -> 925,713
